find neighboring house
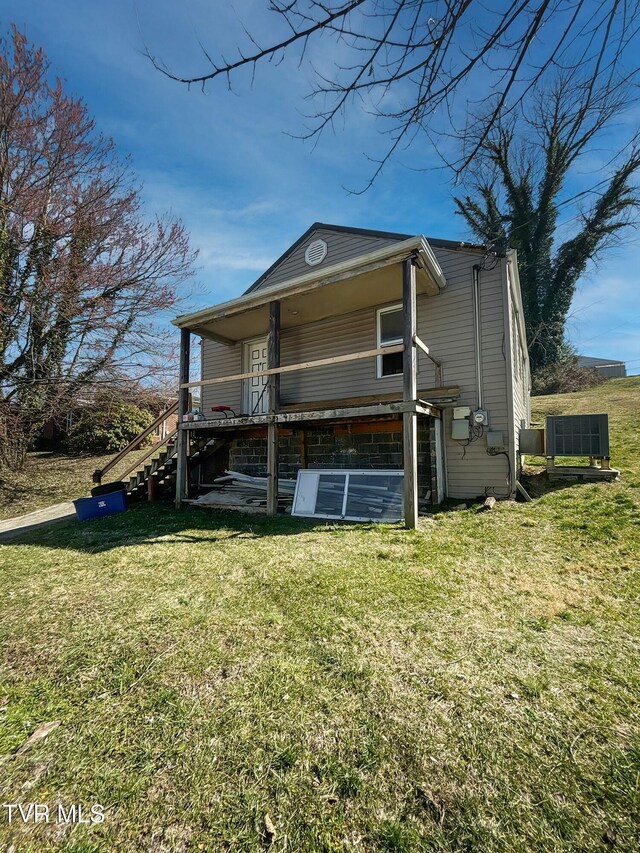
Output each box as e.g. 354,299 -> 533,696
152,396 -> 201,440
41,410 -> 77,444
41,393 -> 180,449
577,355 -> 627,378
172,223 -> 530,527
40,403 -> 89,448
153,409 -> 179,442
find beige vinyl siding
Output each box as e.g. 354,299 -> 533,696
282,310 -> 383,402
252,228 -> 406,291
431,250 -> 511,499
200,339 -> 242,414
200,245 -> 514,499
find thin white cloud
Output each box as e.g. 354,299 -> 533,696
197,244 -> 275,272
567,268 -> 640,368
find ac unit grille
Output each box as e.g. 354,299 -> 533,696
546,414 -> 609,457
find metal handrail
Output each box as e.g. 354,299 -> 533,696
92,400 -> 179,484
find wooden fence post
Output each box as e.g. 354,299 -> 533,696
148,472 -> 158,502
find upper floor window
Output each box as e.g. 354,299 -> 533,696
377,304 -> 403,377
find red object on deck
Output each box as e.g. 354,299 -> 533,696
211,406 -> 236,418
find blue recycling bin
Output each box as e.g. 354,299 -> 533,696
73,489 -> 128,521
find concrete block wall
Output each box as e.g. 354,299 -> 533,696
227,433 -> 299,478
305,426 -> 403,471
223,417 -> 438,503
418,419 -> 438,501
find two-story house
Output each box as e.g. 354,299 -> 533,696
171,223 -> 530,527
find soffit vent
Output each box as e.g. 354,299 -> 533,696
304,239 -> 328,266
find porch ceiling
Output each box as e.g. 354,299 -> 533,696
192,260 -> 433,344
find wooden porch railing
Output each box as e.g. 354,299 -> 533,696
92,400 -> 179,484
179,344 -> 406,390
178,341 -> 443,393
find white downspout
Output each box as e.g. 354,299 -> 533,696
472,264 -> 484,410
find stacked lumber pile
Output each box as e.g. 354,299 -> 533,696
192,470 -> 295,514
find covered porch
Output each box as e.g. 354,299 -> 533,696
173,239 -> 450,528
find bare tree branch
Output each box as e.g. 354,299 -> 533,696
0,28 -> 197,469
145,1 -> 640,182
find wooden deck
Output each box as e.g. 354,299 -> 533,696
175,258 -> 442,527
179,399 -> 440,431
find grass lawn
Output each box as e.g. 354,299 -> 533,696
1,378 -> 639,851
0,448 -> 154,521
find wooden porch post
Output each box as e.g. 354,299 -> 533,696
267,301 -> 280,516
402,258 -> 418,529
175,327 -> 191,508
148,472 -> 159,502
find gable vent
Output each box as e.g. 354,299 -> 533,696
304,239 -> 328,266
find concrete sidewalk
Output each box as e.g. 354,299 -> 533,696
0,502 -> 76,541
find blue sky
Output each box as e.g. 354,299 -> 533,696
3,1 -> 639,374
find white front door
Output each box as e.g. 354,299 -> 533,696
243,337 -> 268,415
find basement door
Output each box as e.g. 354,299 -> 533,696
242,336 -> 268,415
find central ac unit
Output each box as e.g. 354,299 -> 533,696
546,414 -> 609,457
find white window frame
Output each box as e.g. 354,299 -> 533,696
376,303 -> 403,379
292,469 -> 404,522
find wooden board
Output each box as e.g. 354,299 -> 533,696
179,400 -> 438,432
279,387 -> 459,412
403,259 -> 418,529
175,328 -> 191,508
180,344 -> 404,389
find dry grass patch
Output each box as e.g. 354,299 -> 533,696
0,447 -> 154,520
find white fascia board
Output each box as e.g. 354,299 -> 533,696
506,249 -> 529,363
173,235 -> 446,329
415,237 -> 447,289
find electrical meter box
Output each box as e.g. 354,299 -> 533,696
486,429 -> 505,450
452,419 -> 470,440
453,406 -> 471,420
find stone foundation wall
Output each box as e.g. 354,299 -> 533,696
221,417 -> 439,503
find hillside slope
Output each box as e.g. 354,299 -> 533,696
531,376 -> 640,483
